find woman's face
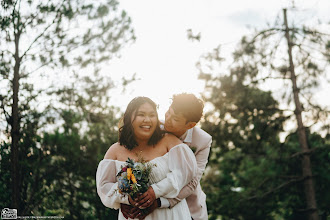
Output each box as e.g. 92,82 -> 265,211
131,102 -> 158,142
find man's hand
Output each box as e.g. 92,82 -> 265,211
128,195 -> 136,207
121,200 -> 158,220
134,187 -> 156,209
120,204 -> 140,219
146,200 -> 158,215
135,200 -> 158,220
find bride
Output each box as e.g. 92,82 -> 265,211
96,97 -> 197,220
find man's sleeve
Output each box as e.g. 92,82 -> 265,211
164,138 -> 212,208
159,197 -> 170,208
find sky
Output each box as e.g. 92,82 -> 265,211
0,0 -> 328,142
99,0 -> 330,120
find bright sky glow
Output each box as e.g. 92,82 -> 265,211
0,0 -> 329,142
101,0 -> 330,120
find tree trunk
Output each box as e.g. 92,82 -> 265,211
11,26 -> 21,213
283,8 -> 318,220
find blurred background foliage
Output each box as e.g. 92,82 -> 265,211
1,0 -> 329,219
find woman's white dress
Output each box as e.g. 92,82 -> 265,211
96,143 -> 197,220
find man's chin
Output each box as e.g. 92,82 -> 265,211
164,125 -> 174,132
164,124 -> 169,131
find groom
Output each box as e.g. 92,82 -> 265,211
122,93 -> 212,220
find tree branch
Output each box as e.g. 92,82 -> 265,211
290,148 -> 318,158
0,95 -> 11,122
251,28 -> 282,43
23,59 -> 55,76
242,175 -> 311,202
250,76 -> 291,84
2,49 -> 15,57
20,12 -> 39,31
20,0 -> 65,59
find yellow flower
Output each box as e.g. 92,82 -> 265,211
131,173 -> 137,184
126,168 -> 137,183
127,168 -> 132,180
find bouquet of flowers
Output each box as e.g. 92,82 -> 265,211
116,157 -> 156,199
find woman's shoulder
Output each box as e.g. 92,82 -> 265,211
104,142 -> 123,160
161,133 -> 182,150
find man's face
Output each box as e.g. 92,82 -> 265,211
164,107 -> 195,137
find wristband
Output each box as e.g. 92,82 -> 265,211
157,198 -> 161,207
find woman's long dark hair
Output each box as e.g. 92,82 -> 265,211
119,97 -> 164,150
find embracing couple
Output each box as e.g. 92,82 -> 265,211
96,93 -> 212,220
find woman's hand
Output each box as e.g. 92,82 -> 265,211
134,186 -> 156,209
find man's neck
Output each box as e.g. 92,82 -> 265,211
172,130 -> 187,139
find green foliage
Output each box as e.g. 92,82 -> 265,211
198,11 -> 330,218
0,0 -> 135,218
37,74 -> 121,219
0,0 -> 136,135
0,72 -> 122,219
201,71 -> 330,219
326,40 -> 330,62
308,133 -> 330,218
201,72 -> 287,219
0,142 -> 11,209
1,0 -> 135,71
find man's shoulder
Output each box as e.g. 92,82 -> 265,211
190,127 -> 212,148
191,126 -> 211,139
161,133 -> 182,150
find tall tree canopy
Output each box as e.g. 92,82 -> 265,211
0,0 -> 135,216
198,7 -> 329,220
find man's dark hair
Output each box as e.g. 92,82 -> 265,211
119,97 -> 164,150
171,93 -> 204,123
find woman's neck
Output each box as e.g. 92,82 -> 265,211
134,139 -> 150,150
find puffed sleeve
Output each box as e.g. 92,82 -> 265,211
151,143 -> 197,199
96,160 -> 130,209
